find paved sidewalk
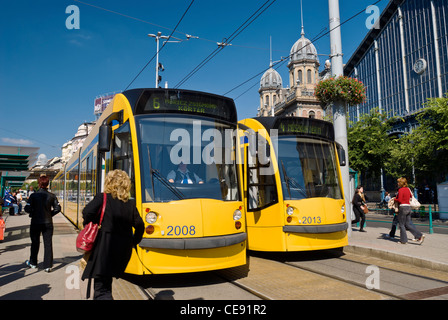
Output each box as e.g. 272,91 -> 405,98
0,212 -> 146,300
348,225 -> 448,272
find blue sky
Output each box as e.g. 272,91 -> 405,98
0,0 -> 387,161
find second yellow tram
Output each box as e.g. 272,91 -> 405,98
239,117 -> 348,252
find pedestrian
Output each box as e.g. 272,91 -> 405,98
352,185 -> 367,232
27,186 -> 35,199
383,191 -> 391,208
16,190 -> 23,214
24,175 -> 61,272
394,177 -> 425,245
81,169 -> 144,300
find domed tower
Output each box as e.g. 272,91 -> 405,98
278,21 -> 322,119
288,27 -> 320,91
258,63 -> 283,116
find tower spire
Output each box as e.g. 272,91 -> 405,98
269,36 -> 273,67
300,0 -> 305,37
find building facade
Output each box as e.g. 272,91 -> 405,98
258,28 -> 324,119
344,0 -> 448,134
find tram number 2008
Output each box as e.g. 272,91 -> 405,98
167,225 -> 196,236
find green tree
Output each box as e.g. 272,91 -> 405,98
373,94 -> 448,185
348,108 -> 394,182
410,94 -> 448,183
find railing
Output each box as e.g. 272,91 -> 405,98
365,205 -> 448,234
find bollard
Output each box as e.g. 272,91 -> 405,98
0,218 -> 5,241
429,205 -> 433,234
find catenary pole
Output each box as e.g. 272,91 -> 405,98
328,0 -> 352,236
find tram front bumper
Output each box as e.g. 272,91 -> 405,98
139,232 -> 247,250
283,222 -> 348,234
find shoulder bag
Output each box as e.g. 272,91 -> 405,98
408,188 -> 421,210
76,193 -> 107,254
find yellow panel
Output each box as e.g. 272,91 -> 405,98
285,230 -> 348,251
201,199 -> 245,236
126,242 -> 246,274
246,226 -> 286,251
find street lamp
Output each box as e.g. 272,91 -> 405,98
148,32 -> 170,88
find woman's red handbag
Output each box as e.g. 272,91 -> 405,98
76,193 -> 106,254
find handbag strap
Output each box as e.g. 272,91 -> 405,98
408,187 -> 414,199
99,192 -> 107,226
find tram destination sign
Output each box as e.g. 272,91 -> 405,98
134,89 -> 237,123
276,117 -> 335,141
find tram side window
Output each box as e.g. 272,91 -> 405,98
247,132 -> 278,211
113,122 -> 135,198
67,165 -> 78,203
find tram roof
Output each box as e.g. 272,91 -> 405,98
122,88 -> 238,123
252,117 -> 335,141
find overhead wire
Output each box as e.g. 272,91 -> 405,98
123,0 -> 195,90
0,128 -> 59,149
173,0 -> 277,89
224,0 -> 384,99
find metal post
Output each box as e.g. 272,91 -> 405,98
429,205 -> 434,234
328,0 -> 352,236
148,32 -> 170,88
155,34 -> 160,88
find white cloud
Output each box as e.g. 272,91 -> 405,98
2,137 -> 33,146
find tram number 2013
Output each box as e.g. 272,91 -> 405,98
167,225 -> 196,236
301,216 -> 322,224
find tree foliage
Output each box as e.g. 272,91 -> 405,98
347,108 -> 393,178
348,94 -> 448,186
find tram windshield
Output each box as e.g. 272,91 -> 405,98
276,136 -> 343,200
137,115 -> 240,202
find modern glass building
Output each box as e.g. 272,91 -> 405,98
344,0 -> 448,134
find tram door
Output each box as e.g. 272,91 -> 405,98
246,129 -> 278,212
111,121 -> 135,198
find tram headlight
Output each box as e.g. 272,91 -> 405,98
341,205 -> 345,214
233,209 -> 242,221
145,211 -> 158,224
286,206 -> 294,216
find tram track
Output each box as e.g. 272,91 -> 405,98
127,249 -> 448,300
218,249 -> 448,300
253,250 -> 448,300
134,269 -> 264,300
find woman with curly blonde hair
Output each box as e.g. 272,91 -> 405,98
81,170 -> 144,300
103,169 -> 132,202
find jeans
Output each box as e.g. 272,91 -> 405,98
389,214 -> 399,237
397,206 -> 422,243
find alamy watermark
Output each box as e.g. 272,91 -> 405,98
65,265 -> 80,290
365,5 -> 380,30
168,121 -> 278,176
66,5 -> 80,30
365,265 -> 380,290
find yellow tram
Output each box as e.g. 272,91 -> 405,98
52,89 -> 247,274
239,117 -> 348,252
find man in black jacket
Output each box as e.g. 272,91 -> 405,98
25,175 -> 61,272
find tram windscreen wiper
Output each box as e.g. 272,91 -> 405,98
151,169 -> 185,200
281,160 -> 292,199
281,160 -> 307,199
287,175 -> 308,198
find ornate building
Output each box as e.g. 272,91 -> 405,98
61,122 -> 95,163
258,26 -> 324,119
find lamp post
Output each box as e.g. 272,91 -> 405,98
328,0 -> 352,236
148,32 -> 170,88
